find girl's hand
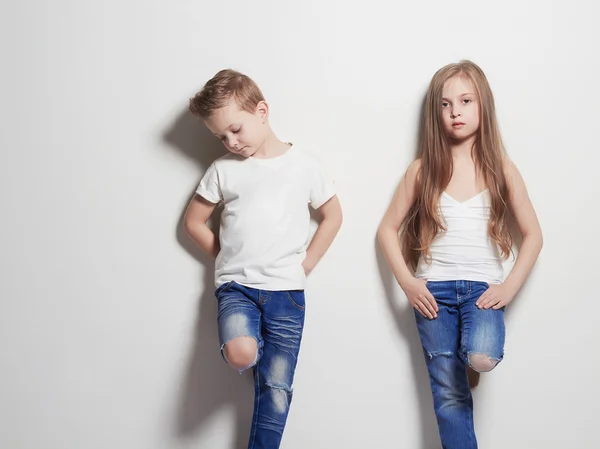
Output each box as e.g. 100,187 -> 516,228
476,284 -> 515,310
401,277 -> 438,319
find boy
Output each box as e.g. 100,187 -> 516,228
184,69 -> 343,449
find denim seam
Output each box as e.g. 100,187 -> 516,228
259,290 -> 270,305
456,281 -> 472,301
248,368 -> 260,449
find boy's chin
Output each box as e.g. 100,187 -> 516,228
228,147 -> 253,157
239,148 -> 254,158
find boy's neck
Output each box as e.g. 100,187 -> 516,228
252,130 -> 291,159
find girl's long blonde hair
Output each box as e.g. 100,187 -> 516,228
402,60 -> 512,269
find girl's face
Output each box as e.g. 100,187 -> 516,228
441,75 -> 480,142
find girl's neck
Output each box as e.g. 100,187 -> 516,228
450,135 -> 476,160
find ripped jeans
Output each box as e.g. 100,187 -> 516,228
415,280 -> 505,449
215,281 -> 305,449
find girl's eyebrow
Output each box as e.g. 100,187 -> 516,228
442,93 -> 475,101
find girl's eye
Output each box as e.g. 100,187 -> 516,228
463,99 -> 472,104
442,102 -> 449,108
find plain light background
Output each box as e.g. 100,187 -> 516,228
1,1 -> 598,448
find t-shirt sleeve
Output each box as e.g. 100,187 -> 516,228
308,154 -> 336,209
196,162 -> 222,204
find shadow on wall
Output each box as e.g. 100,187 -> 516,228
374,95 -> 441,449
163,108 -> 253,449
374,242 -> 442,449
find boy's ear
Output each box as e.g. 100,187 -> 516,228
256,100 -> 269,123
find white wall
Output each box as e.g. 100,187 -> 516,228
1,1 -> 598,448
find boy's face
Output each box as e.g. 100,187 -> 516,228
204,98 -> 268,158
441,75 -> 480,142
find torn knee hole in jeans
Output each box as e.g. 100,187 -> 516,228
266,383 -> 293,414
264,355 -> 294,414
425,350 -> 453,359
467,352 -> 500,372
221,336 -> 259,372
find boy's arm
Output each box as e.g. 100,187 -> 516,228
183,195 -> 220,258
303,195 -> 343,276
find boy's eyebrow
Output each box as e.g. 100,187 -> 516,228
213,123 -> 239,138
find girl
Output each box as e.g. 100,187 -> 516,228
377,60 -> 543,449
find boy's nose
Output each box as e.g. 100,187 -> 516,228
226,136 -> 238,148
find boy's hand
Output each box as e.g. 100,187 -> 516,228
476,284 -> 515,310
401,277 -> 438,319
302,195 -> 342,278
302,258 -> 314,276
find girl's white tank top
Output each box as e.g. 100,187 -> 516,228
414,189 -> 504,284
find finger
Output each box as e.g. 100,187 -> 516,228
415,301 -> 433,319
478,292 -> 495,308
421,297 -> 437,318
419,301 -> 435,319
483,297 -> 501,309
413,302 -> 426,318
476,291 -> 490,307
425,292 -> 439,312
492,301 -> 505,310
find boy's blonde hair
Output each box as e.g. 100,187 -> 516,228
189,69 -> 265,119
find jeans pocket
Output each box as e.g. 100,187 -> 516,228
215,280 -> 235,298
285,291 -> 305,311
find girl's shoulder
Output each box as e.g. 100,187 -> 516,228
501,156 -> 521,185
502,155 -> 516,171
500,156 -> 530,203
406,158 -> 422,181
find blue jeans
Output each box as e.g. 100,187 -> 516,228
414,280 -> 505,449
215,281 -> 305,449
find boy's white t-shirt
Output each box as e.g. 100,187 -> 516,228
196,144 -> 336,291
